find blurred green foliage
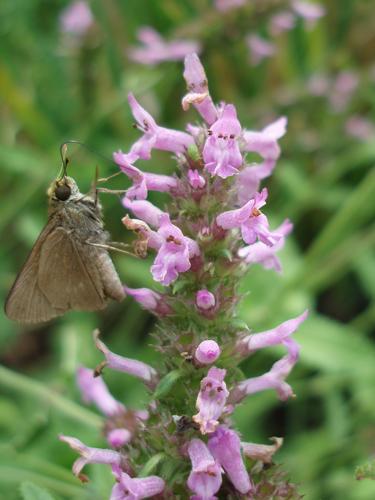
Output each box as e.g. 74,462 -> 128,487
0,0 -> 374,499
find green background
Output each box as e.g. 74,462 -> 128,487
0,1 -> 374,499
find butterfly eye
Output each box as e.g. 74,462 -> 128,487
55,183 -> 71,201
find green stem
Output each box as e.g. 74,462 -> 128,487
0,364 -> 101,429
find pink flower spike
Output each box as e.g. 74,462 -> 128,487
195,340 -> 221,365
111,464 -> 165,499
216,188 -> 282,246
238,219 -> 293,272
196,290 -> 216,311
60,1 -> 94,36
59,435 -> 122,478
107,428 -> 132,449
124,286 -> 172,316
128,93 -> 194,159
230,338 -> 300,404
128,26 -> 200,65
182,53 -> 218,125
246,35 -> 276,66
94,331 -> 158,388
193,367 -> 229,434
203,104 -> 243,178
76,366 -> 125,417
236,310 -> 308,355
151,214 -> 200,286
188,168 -> 206,189
187,439 -> 222,498
208,427 -> 253,494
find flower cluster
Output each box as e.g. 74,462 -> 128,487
61,53 -> 308,498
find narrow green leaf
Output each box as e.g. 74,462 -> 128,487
20,481 -> 55,500
153,370 -> 183,399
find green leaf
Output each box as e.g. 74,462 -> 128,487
138,453 -> 166,477
153,370 -> 183,399
20,482 -> 55,500
356,460 -> 375,481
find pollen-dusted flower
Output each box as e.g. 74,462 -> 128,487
208,426 -> 253,494
216,188 -> 281,246
202,104 -> 242,179
59,435 -> 122,478
230,338 -> 300,403
195,340 -> 221,365
151,214 -> 200,286
111,464 -> 165,499
182,53 -> 218,125
94,330 -> 158,388
238,219 -> 293,272
124,286 -> 172,316
76,366 -> 125,417
193,367 -> 229,434
187,438 -> 222,498
114,150 -> 178,200
236,310 -> 308,355
128,93 -> 194,160
128,26 -> 200,66
122,215 -> 162,258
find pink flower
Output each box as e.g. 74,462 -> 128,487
208,427 -> 253,494
203,105 -> 243,178
59,436 -> 122,478
122,198 -> 165,228
187,439 -> 222,498
269,11 -> 296,36
124,286 -> 172,316
128,93 -> 194,160
107,428 -> 132,449
196,290 -> 216,310
128,26 -> 200,65
182,53 -> 218,125
292,1 -> 325,27
238,219 -> 293,272
241,437 -> 283,464
114,150 -> 178,200
111,464 -> 165,499
216,188 -> 281,246
76,366 -> 125,417
151,214 -> 200,286
236,310 -> 308,355
193,367 -> 229,434
345,116 -> 375,141
188,168 -> 206,189
215,0 -> 246,12
230,338 -> 300,403
195,340 -> 221,365
330,71 -> 359,112
60,1 -> 94,35
246,35 -> 276,66
94,331 -> 158,388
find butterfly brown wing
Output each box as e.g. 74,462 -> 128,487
37,227 -> 108,312
4,223 -> 63,323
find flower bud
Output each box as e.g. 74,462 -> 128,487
195,340 -> 221,364
196,289 -> 216,310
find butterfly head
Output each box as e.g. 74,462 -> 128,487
48,176 -> 81,202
